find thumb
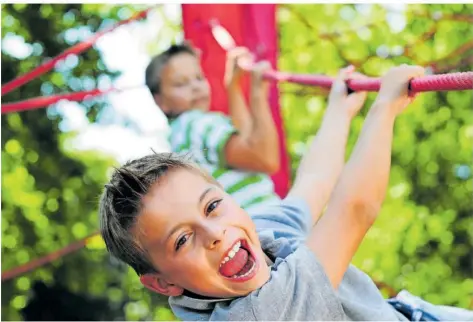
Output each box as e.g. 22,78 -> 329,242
333,65 -> 355,90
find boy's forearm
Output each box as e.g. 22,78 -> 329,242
247,86 -> 280,171
227,82 -> 252,134
290,107 -> 352,223
307,101 -> 396,288
334,101 -> 396,209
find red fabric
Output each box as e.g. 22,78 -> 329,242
182,4 -> 290,197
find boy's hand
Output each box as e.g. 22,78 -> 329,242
250,60 -> 272,94
328,66 -> 368,119
375,64 -> 425,115
224,47 -> 253,87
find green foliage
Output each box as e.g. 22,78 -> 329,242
279,3 -> 473,309
1,3 -> 472,321
1,4 -> 174,321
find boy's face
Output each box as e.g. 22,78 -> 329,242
135,169 -> 271,298
155,52 -> 211,117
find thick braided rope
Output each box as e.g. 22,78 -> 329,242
410,72 -> 473,92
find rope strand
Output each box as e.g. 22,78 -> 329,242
1,7 -> 154,96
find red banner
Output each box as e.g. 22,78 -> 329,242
181,4 -> 290,197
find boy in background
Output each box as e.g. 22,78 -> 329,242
145,44 -> 280,213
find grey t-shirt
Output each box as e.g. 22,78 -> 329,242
169,197 -> 408,320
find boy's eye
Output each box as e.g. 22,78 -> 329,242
174,79 -> 188,87
206,199 -> 222,216
175,234 -> 188,251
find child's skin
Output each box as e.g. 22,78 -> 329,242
138,64 -> 424,297
154,47 -> 280,174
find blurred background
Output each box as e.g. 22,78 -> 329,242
1,3 -> 472,321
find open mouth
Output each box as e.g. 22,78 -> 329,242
218,239 -> 258,282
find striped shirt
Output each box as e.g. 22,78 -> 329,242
169,110 -> 280,214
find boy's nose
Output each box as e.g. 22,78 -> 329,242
191,79 -> 206,92
203,225 -> 226,250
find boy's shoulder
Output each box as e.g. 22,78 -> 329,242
168,109 -> 237,166
251,196 -> 313,249
171,109 -> 230,126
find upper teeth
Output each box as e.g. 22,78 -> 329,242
220,241 -> 241,266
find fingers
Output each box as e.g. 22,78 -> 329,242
252,60 -> 272,73
227,46 -> 250,58
334,66 -> 370,96
349,71 -> 369,80
401,64 -> 425,78
227,47 -> 254,69
336,65 -> 356,81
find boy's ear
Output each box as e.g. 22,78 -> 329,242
140,274 -> 183,296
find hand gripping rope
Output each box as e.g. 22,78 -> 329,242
210,20 -> 473,93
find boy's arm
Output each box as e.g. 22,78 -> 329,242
225,62 -> 280,173
305,65 -> 425,289
222,48 -> 280,174
226,82 -> 252,135
288,67 -> 367,224
225,47 -> 253,135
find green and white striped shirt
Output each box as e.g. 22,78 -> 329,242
170,110 -> 280,213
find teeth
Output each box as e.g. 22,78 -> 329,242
232,242 -> 240,253
220,241 -> 242,266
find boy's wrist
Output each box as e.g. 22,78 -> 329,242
226,78 -> 240,90
250,87 -> 269,101
326,103 -> 355,122
370,99 -> 399,120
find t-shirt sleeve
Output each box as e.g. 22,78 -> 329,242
174,112 -> 237,167
251,196 -> 313,247
249,245 -> 346,320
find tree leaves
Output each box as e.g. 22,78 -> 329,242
279,3 -> 473,308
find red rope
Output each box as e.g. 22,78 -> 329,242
4,70 -> 471,114
1,7 -> 153,96
210,21 -> 473,93
1,85 -> 142,114
1,232 -> 98,282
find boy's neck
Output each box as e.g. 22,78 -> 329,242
182,290 -> 216,300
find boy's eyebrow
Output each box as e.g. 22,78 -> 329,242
199,186 -> 215,204
165,186 -> 215,245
